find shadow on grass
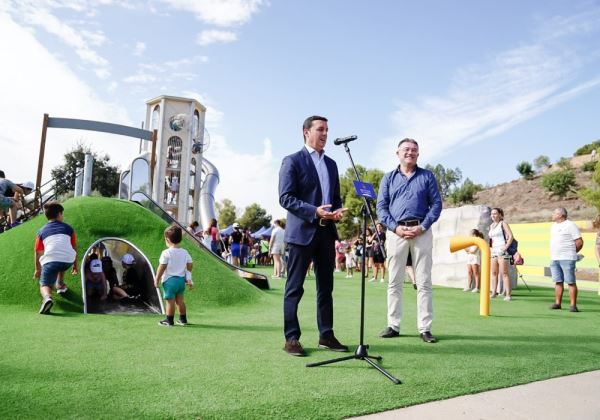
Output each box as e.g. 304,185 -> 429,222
189,323 -> 280,332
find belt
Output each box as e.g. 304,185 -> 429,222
397,219 -> 421,227
318,218 -> 332,227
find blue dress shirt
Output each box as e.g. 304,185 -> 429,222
304,144 -> 330,205
376,166 -> 442,232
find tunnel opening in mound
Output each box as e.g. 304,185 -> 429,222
81,238 -> 164,315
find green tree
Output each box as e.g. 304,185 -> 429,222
579,161 -> 600,212
337,165 -> 384,239
516,161 -> 534,180
50,142 -> 119,197
239,203 -> 272,232
533,155 -> 550,172
215,198 -> 236,227
424,164 -> 462,198
541,170 -> 577,199
448,178 -> 483,206
574,140 -> 600,156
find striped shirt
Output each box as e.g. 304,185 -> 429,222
35,221 -> 77,265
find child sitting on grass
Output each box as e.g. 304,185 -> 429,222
33,202 -> 78,314
154,225 -> 193,326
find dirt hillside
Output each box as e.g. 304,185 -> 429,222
459,154 -> 598,223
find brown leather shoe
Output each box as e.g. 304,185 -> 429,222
318,335 -> 349,352
284,339 -> 306,357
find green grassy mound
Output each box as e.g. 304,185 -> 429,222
0,197 -> 264,311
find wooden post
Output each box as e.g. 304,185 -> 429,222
36,114 -> 49,209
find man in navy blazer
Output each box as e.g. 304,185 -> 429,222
279,115 -> 348,357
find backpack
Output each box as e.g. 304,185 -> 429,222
501,222 -> 518,256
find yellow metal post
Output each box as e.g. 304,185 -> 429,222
449,236 -> 491,316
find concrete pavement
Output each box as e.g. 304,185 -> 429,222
353,370 -> 600,419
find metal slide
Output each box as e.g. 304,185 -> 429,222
130,191 -> 270,290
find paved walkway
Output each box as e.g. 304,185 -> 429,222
353,370 -> 600,420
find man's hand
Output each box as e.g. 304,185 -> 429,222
316,204 -> 334,219
332,208 -> 348,221
394,226 -> 423,239
71,266 -> 79,275
33,269 -> 40,280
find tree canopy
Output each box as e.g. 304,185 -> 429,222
215,198 -> 236,227
239,203 -> 272,232
50,143 -> 119,197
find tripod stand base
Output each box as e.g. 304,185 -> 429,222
306,345 -> 401,384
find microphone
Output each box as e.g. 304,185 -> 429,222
333,135 -> 358,145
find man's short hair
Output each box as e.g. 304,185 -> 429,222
43,202 -> 64,220
397,138 -> 419,148
555,207 -> 568,219
274,219 -> 281,227
302,115 -> 328,140
164,224 -> 183,244
0,170 -> 4,178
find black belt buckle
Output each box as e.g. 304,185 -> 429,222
318,218 -> 328,227
398,219 -> 420,227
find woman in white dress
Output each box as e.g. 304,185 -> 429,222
488,208 -> 515,301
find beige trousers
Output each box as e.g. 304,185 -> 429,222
386,229 -> 433,333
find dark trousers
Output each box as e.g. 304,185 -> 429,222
284,226 -> 335,341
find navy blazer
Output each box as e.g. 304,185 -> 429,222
279,147 -> 342,246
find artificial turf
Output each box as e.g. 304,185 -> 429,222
1,198 -> 599,419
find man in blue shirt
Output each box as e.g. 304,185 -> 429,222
376,138 -> 442,343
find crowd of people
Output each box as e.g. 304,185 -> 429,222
186,217 -> 288,278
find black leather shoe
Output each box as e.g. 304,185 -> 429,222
284,339 -> 306,357
570,305 -> 579,312
318,335 -> 349,352
420,331 -> 437,343
379,327 -> 400,338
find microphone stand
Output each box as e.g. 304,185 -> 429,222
306,142 -> 401,385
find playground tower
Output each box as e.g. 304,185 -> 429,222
144,95 -> 207,224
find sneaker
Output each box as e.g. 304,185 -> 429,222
379,327 -> 400,338
380,279 -> 385,283
345,275 -> 352,278
463,287 -> 471,292
471,288 -> 479,293
176,319 -> 188,326
570,305 -> 579,312
368,277 -> 376,282
39,297 -> 53,314
550,303 -> 561,310
56,286 -> 68,294
158,319 -> 174,326
503,296 -> 512,301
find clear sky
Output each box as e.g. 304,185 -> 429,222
1,1 -> 600,219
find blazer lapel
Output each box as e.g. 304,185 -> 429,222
301,147 -> 323,203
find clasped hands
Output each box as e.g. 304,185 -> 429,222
316,204 -> 348,222
394,225 -> 423,239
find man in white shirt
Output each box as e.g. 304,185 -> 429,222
549,207 -> 583,312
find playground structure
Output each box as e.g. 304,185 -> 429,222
449,235 -> 491,316
32,96 -> 269,298
119,95 -> 218,230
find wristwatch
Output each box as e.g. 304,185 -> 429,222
420,225 -> 427,232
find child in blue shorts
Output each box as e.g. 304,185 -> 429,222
33,202 -> 78,314
154,225 -> 193,326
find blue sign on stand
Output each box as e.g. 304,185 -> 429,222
353,181 -> 377,200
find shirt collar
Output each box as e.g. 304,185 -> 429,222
305,143 -> 325,158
